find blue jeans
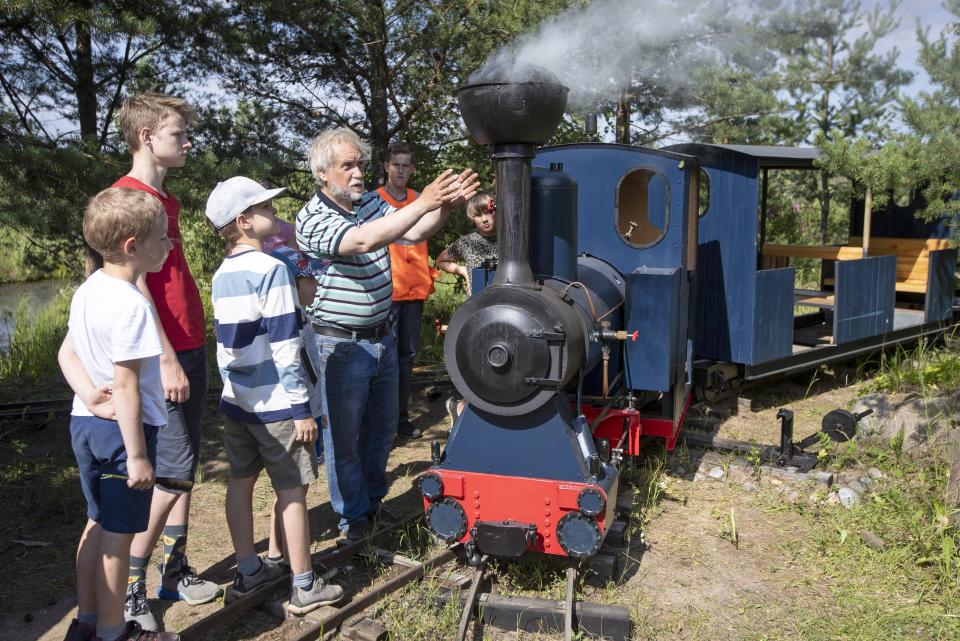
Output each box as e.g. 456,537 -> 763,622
314,331 -> 399,530
389,300 -> 424,423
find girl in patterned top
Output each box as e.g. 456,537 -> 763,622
435,191 -> 496,283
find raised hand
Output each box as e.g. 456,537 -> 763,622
444,169 -> 481,208
419,169 -> 459,211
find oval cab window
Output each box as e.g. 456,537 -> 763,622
616,168 -> 669,247
698,168 -> 710,218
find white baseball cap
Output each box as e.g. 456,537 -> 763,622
205,176 -> 286,230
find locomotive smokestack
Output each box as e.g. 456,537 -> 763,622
457,68 -> 568,286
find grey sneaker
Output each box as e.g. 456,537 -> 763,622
287,576 -> 344,615
228,558 -> 285,600
262,555 -> 291,574
123,582 -> 159,632
158,559 -> 223,605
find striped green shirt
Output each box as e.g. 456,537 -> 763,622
295,190 -> 392,328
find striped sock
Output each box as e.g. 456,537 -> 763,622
162,524 -> 188,572
128,554 -> 149,588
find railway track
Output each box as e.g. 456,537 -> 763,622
177,513 -> 447,641
173,499 -> 635,641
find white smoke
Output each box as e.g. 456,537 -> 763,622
469,0 -> 761,109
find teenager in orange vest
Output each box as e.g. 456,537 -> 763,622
373,144 -> 438,439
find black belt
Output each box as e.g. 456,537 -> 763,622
311,321 -> 389,341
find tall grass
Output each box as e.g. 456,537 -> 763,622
788,440 -> 960,640
0,285 -> 72,398
417,272 -> 468,366
861,335 -> 960,396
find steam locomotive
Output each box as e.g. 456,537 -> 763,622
419,78 -> 957,562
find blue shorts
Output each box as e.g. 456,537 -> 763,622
70,415 -> 160,534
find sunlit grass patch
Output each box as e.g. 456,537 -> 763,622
419,272 -> 468,366
788,441 -> 960,640
861,336 -> 960,397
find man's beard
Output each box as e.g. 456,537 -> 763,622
329,181 -> 365,203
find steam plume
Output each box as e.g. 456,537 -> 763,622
469,0 -> 760,109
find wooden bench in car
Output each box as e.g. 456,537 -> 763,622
843,237 -> 954,294
761,237 -> 955,294
794,289 -> 835,309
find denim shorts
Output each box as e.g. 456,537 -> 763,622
70,415 -> 159,533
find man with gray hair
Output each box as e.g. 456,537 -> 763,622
296,128 -> 478,541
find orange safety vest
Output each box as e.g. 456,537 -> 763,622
378,187 -> 438,301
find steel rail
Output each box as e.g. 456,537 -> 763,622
178,513 -> 423,641
288,545 -> 461,641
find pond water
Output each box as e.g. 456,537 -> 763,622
0,279 -> 68,353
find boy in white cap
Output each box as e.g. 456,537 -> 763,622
206,177 -> 343,614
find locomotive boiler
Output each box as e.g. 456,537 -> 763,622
419,75 -> 698,561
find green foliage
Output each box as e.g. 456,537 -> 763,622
861,338 -> 960,396
0,285 -> 72,396
815,448 -> 960,597
193,0 -> 574,176
815,133 -> 909,209
681,66 -> 795,145
0,226 -> 72,283
771,0 -> 911,142
898,1 -> 960,222
0,140 -> 127,279
418,273 -> 467,366
0,0 -> 199,146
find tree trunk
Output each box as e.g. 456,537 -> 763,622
74,9 -> 98,147
818,37 -> 834,244
368,78 -> 389,185
616,89 -> 631,144
364,1 -> 391,185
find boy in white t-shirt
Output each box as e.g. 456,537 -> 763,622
58,187 -> 179,641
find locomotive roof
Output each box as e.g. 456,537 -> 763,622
665,143 -> 820,169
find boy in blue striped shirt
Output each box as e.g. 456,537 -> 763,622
206,177 -> 343,615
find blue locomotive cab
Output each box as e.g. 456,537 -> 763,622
534,144 -> 697,431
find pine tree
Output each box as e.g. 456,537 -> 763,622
899,0 -> 960,221
191,0 -> 573,184
772,0 -> 911,242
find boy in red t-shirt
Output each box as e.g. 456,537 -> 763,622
112,93 -> 221,628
